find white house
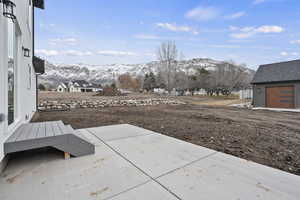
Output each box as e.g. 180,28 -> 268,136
0,0 -> 45,171
57,82 -> 69,92
57,80 -> 102,93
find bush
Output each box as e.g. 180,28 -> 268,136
96,85 -> 122,96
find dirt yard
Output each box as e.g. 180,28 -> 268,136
33,102 -> 300,176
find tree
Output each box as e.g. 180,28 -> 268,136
143,72 -> 156,91
202,62 -> 246,96
131,78 -> 141,91
118,73 -> 141,91
157,41 -> 178,92
118,73 -> 134,89
156,71 -> 166,89
38,83 -> 46,91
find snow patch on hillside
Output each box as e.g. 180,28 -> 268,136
39,58 -> 255,88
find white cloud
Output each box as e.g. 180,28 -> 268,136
240,26 -> 256,32
256,26 -> 284,33
229,26 -> 239,31
97,50 -> 137,57
230,25 -> 284,39
253,0 -> 266,5
36,49 -> 140,57
35,49 -> 59,56
35,49 -> 93,57
291,40 -> 300,44
49,38 -> 78,46
209,44 -> 241,49
230,32 -> 255,39
280,52 -> 299,56
64,50 -> 93,56
225,11 -> 246,19
156,23 -> 199,35
144,53 -> 156,57
134,34 -> 160,40
185,6 -> 220,21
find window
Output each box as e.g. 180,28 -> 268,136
7,19 -> 17,125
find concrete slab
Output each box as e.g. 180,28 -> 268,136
87,124 -> 154,142
1,125 -> 300,200
253,107 -> 300,112
0,144 -> 150,200
76,129 -> 104,146
157,152 -> 300,200
108,134 -> 216,178
108,181 -> 178,200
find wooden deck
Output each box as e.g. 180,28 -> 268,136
4,121 -> 95,157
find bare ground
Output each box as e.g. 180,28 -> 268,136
33,103 -> 300,176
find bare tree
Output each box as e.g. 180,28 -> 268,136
205,62 -> 246,96
157,41 -> 178,92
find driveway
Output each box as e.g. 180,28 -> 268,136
1,124 -> 299,200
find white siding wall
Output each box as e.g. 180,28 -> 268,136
0,3 -> 6,162
0,0 -> 37,162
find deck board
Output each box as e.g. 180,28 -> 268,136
17,123 -> 34,141
57,121 -> 67,135
27,123 -> 40,140
52,121 -> 61,136
4,121 -> 95,157
46,122 -> 54,137
7,125 -> 24,142
37,122 -> 46,138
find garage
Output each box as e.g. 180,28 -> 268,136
266,86 -> 295,108
252,60 -> 300,109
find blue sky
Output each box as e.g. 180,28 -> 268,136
35,0 -> 300,69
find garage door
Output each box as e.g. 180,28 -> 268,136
266,86 -> 295,108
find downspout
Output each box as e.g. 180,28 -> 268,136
32,5 -> 38,111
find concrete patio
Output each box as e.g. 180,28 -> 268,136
1,124 -> 299,200
253,107 -> 300,112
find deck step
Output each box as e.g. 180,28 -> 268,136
4,121 -> 95,157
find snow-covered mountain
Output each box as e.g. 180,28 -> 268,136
39,58 -> 255,88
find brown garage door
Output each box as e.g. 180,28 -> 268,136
266,86 -> 295,108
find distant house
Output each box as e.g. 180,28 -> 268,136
153,88 -> 167,95
57,80 -> 102,93
252,60 -> 300,109
57,82 -> 69,92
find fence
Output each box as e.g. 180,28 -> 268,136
239,89 -> 253,99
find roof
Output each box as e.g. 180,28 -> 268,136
33,56 -> 45,74
59,82 -> 68,88
252,59 -> 300,84
72,80 -> 89,87
33,0 -> 45,9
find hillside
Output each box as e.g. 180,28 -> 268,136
39,58 -> 255,88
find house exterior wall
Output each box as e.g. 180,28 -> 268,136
0,0 -> 37,163
253,82 -> 300,108
57,85 -> 66,92
69,85 -> 80,92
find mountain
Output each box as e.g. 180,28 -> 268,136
39,58 -> 256,88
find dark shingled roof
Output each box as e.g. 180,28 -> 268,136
252,60 -> 300,84
73,80 -> 89,87
33,0 -> 45,9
